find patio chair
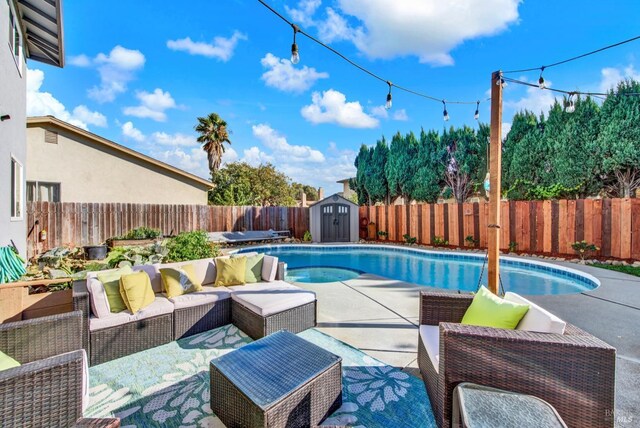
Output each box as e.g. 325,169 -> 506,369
417,291 -> 616,428
0,311 -> 88,427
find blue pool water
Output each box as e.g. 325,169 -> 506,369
239,245 -> 598,295
286,267 -> 361,283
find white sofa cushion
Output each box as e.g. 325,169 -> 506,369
504,292 -> 567,334
86,272 -> 112,318
169,286 -> 231,310
89,295 -> 174,331
419,325 -> 440,373
228,281 -> 315,317
262,255 -> 278,282
151,258 -> 216,293
81,349 -> 89,411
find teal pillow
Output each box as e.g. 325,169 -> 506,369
461,286 -> 530,329
0,351 -> 20,371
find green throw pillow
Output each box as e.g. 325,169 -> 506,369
160,264 -> 203,299
97,265 -> 133,313
0,351 -> 20,371
461,286 -> 530,329
119,271 -> 155,314
244,254 -> 264,283
215,256 -> 247,287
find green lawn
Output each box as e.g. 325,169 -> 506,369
592,263 -> 640,277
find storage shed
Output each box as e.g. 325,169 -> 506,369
309,193 -> 359,243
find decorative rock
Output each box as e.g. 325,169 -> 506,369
612,261 -> 624,266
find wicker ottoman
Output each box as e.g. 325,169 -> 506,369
210,330 -> 342,428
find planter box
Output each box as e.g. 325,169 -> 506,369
108,239 -> 157,248
22,289 -> 72,320
0,278 -> 73,323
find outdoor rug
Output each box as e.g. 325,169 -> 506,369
86,325 -> 435,427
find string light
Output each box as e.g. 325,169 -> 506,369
538,66 -> 546,89
385,81 -> 393,110
502,76 -> 640,99
290,24 -> 300,64
565,93 -> 576,113
495,73 -> 507,88
474,101 -> 480,120
443,101 -> 450,121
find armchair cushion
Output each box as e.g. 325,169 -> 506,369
0,351 -> 20,371
504,292 -> 566,334
461,286 -> 529,330
229,281 -> 316,316
262,255 -> 278,282
215,257 -> 246,286
419,325 -> 440,373
89,295 -> 173,331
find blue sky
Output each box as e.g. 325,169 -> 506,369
28,0 -> 640,194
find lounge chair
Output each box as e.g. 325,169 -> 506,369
417,290 -> 616,428
207,229 -> 289,245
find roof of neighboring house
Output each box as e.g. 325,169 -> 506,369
15,0 -> 65,67
27,116 -> 213,188
336,178 -> 354,184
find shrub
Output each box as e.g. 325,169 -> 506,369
166,231 -> 219,262
377,230 -> 388,239
465,235 -> 479,247
303,230 -> 312,242
115,227 -> 162,240
508,242 -> 518,253
432,236 -> 448,246
571,240 -> 599,261
403,234 -> 417,245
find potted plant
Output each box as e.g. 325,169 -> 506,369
83,244 -> 109,260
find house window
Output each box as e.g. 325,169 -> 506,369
10,157 -> 23,220
27,181 -> 61,202
8,4 -> 23,73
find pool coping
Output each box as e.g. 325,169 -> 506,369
233,243 -> 601,292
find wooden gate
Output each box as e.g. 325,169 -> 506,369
321,203 -> 350,242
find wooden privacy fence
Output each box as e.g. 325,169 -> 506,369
27,202 -> 309,258
359,198 -> 640,260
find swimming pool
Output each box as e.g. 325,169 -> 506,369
238,245 -> 599,295
286,267 -> 361,283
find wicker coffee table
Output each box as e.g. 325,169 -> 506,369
210,330 -> 342,428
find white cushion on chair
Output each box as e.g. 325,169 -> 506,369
504,292 -> 566,334
262,255 -> 278,282
228,281 -> 315,317
169,286 -> 231,310
89,295 -> 174,331
86,273 -> 111,318
419,325 -> 440,373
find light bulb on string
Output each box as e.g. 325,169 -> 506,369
495,73 -> 507,88
565,93 -> 576,113
385,81 -> 393,110
443,100 -> 449,121
290,24 -> 300,64
538,67 -> 546,89
474,101 -> 480,120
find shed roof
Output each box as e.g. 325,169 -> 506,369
16,0 -> 65,67
313,193 -> 358,207
27,116 -> 213,189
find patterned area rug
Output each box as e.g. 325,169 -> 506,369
86,325 -> 436,427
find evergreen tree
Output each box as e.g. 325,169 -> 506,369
411,129 -> 445,202
502,111 -> 541,191
386,131 -> 418,202
354,144 -> 373,205
367,138 -> 389,204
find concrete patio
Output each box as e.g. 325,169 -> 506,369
295,257 -> 639,427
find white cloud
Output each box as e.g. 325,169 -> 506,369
26,68 -> 107,130
599,65 -> 640,93
121,121 -> 146,142
84,45 -> 145,103
150,131 -> 196,147
260,53 -> 328,93
285,0 -> 321,27
68,54 -> 91,67
502,122 -> 512,137
72,105 -> 107,127
123,88 -> 177,122
242,146 -> 275,166
294,0 -> 520,66
505,80 -> 558,115
252,124 -> 325,163
167,31 -> 247,61
370,105 -> 389,119
152,147 -> 210,178
393,108 -> 409,121
301,89 -> 379,128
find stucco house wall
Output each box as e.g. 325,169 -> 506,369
26,119 -> 211,205
0,0 -> 27,256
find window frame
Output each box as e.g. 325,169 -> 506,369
7,2 -> 24,75
10,156 -> 24,221
26,180 -> 62,203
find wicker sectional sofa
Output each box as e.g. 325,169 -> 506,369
73,255 -> 317,365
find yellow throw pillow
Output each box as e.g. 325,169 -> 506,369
214,256 -> 247,287
0,351 -> 20,372
97,265 -> 133,313
119,271 -> 155,314
160,264 -> 203,299
461,286 -> 530,330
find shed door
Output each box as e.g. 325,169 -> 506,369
321,203 -> 350,242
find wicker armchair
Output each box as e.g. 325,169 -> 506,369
418,291 -> 616,428
0,311 -> 86,427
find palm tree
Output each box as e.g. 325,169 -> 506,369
195,113 -> 231,174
